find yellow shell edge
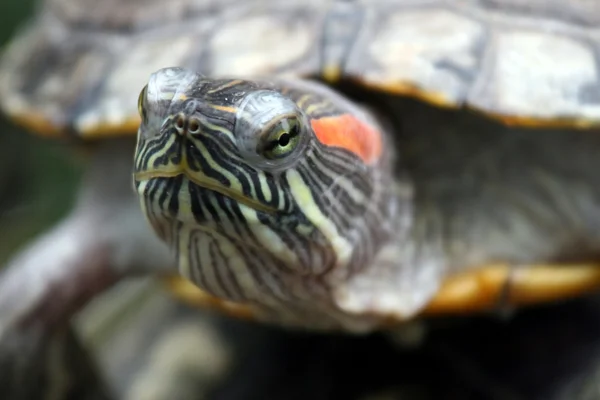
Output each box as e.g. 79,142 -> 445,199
162,263 -> 600,324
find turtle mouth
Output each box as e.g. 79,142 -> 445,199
134,167 -> 277,214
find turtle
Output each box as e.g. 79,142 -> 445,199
133,1 -> 600,329
1,0 -> 600,397
132,61 -> 600,329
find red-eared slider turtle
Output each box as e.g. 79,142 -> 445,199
132,62 -> 600,329
2,0 -> 600,396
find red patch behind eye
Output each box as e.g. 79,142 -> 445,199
311,114 -> 383,165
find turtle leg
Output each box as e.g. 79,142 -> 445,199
0,323 -> 113,400
88,280 -> 233,400
0,137 -> 173,399
0,212 -> 121,399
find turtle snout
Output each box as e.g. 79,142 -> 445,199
173,113 -> 201,137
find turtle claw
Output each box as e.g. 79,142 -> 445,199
491,266 -> 517,320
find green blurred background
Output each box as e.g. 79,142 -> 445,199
0,0 -> 82,264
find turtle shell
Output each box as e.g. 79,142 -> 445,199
1,0 -> 600,140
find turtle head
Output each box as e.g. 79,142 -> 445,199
133,67 -> 405,314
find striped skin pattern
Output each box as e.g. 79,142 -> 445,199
134,67 -> 415,330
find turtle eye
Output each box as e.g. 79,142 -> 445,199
137,84 -> 148,122
258,115 -> 302,160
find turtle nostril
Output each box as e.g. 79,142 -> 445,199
175,115 -> 185,130
188,119 -> 200,133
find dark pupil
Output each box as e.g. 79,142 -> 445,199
278,133 -> 290,146
261,120 -> 300,154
